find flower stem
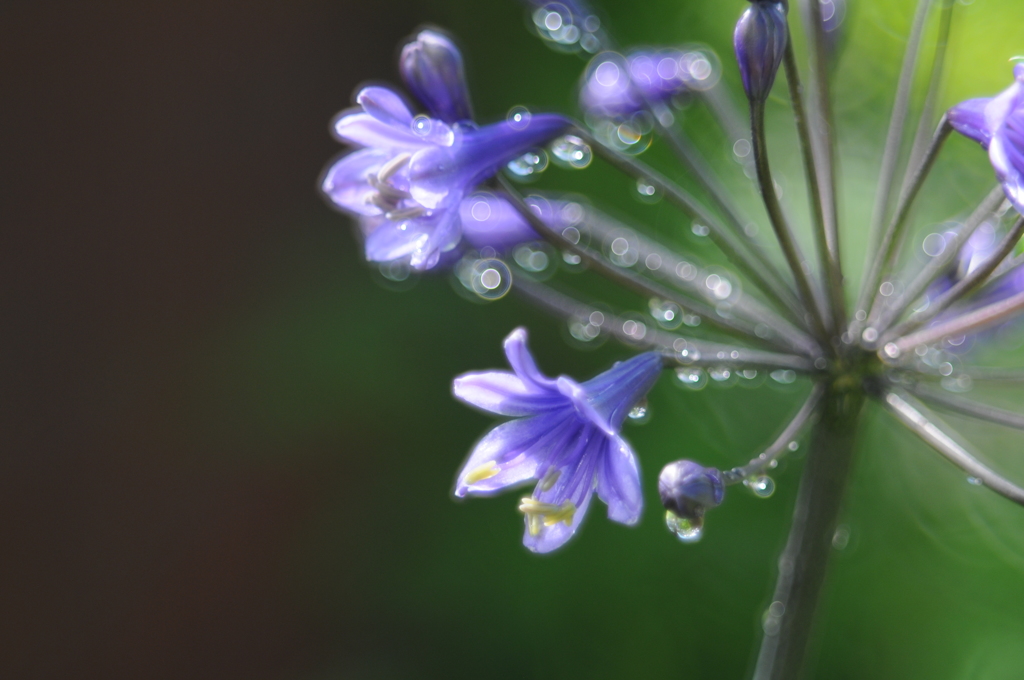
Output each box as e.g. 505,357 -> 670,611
782,39 -> 845,341
857,0 -> 933,319
750,99 -> 830,341
753,382 -> 865,680
859,116 -> 953,341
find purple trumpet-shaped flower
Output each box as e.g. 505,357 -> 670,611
949,64 -> 1024,214
453,328 -> 662,552
400,29 -> 472,124
733,1 -> 788,103
459,193 -> 541,252
321,86 -> 568,269
579,49 -> 717,119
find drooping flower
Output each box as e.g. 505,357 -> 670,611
453,328 -> 662,552
579,49 -> 717,119
399,29 -> 473,124
949,64 -> 1024,213
321,86 -> 568,269
733,1 -> 788,103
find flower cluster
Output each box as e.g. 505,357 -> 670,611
323,4 -> 1024,676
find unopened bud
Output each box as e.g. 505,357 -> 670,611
733,1 -> 788,103
400,29 -> 473,124
658,460 -> 724,520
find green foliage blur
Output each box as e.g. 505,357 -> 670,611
189,0 -> 1024,677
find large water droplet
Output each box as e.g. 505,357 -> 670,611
506,149 -> 548,177
743,475 -> 775,498
665,510 -> 703,543
628,399 -> 649,421
551,135 -> 593,169
770,369 -> 796,384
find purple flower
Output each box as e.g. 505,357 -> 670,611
321,86 -> 568,269
733,1 -> 788,103
579,49 -> 717,119
949,64 -> 1024,214
453,328 -> 662,552
400,29 -> 472,124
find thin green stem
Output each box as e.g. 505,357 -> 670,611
856,0 -> 933,319
782,39 -> 845,341
900,0 -> 955,200
881,389 -> 1024,506
750,100 -> 830,342
859,116 -> 953,343
796,0 -> 847,336
723,382 -> 824,483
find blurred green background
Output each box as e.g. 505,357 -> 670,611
5,0 -> 1024,678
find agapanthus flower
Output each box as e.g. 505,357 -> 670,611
321,86 -> 568,269
949,64 -> 1024,213
579,49 -> 714,119
453,328 -> 662,552
733,1 -> 788,103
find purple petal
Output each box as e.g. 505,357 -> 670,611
453,370 -> 567,417
454,412 -> 575,496
412,200 -> 462,270
503,328 -> 559,392
459,193 -> 539,252
363,217 -> 431,263
332,111 -> 425,150
596,436 -> 642,525
356,86 -> 414,127
949,97 -> 993,147
320,149 -> 389,216
523,432 -> 600,553
558,375 -> 614,436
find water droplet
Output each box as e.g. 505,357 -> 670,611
562,251 -> 583,266
675,367 -> 708,390
861,327 -> 879,343
941,374 -> 973,393
683,313 -> 701,327
743,475 -> 775,498
967,476 -> 983,486
551,135 -> 593,169
467,258 -> 512,300
709,366 -> 735,386
568,318 -> 602,343
628,399 -> 649,421
507,105 -> 532,129
513,243 -> 552,273
665,510 -> 703,543
636,178 -> 658,199
832,524 -> 851,550
691,223 -> 710,237
787,441 -> 799,452
621,318 -> 647,342
762,601 -> 784,636
506,149 -> 548,177
770,369 -> 796,384
922,232 -> 946,257
379,260 -> 410,282
411,114 -> 433,137
650,300 -> 682,330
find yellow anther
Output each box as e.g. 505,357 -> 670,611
518,497 -> 577,529
465,461 -> 500,484
538,468 -> 561,492
527,514 -> 541,536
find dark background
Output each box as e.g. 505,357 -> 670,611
4,1 -> 1024,679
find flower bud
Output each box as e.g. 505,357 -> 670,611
733,1 -> 788,103
400,29 -> 473,124
658,460 -> 724,520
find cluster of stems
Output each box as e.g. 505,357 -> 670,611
479,0 -> 1024,677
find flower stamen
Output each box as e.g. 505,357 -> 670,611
518,497 -> 576,528
464,461 -> 500,484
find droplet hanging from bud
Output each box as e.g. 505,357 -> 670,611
659,461 -> 724,542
